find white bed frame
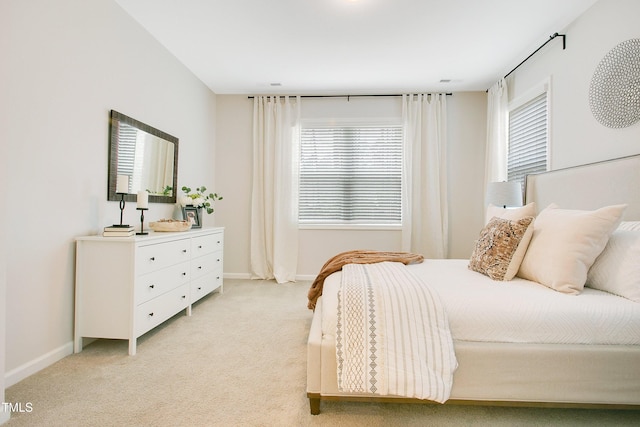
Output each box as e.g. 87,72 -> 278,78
307,154 -> 640,414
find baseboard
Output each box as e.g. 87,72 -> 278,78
224,273 -> 316,281
5,341 -> 74,387
223,273 -> 252,279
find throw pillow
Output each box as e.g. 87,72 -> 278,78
586,229 -> 640,302
517,203 -> 627,294
618,221 -> 640,231
469,216 -> 535,281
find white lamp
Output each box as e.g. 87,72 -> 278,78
486,181 -> 523,208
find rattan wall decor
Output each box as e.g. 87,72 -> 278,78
588,38 -> 640,128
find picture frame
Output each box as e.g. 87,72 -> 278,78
182,206 -> 201,228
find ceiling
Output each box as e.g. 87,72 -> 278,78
115,0 -> 598,95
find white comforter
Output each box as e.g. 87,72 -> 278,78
323,259 -> 640,347
335,262 -> 457,402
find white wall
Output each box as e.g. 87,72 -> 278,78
0,165 -> 6,422
215,93 -> 487,278
215,96 -> 254,277
447,93 -> 488,258
1,0 -> 217,389
508,0 -> 640,169
0,26 -> 7,413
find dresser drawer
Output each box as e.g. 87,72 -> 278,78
191,233 -> 224,258
191,252 -> 222,280
135,283 -> 190,336
212,270 -> 223,292
190,272 -> 218,303
135,261 -> 190,305
136,239 -> 190,276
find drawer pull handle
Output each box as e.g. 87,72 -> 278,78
198,287 -> 202,290
150,257 -> 155,261
181,295 -> 186,299
198,266 -> 202,270
149,285 -> 155,289
217,259 -> 221,262
149,312 -> 154,317
182,272 -> 187,276
216,276 -> 220,280
198,245 -> 203,249
182,249 -> 187,253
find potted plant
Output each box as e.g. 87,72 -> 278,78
179,186 -> 223,228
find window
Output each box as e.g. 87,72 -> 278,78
508,89 -> 548,190
299,122 -> 403,227
115,123 -> 137,190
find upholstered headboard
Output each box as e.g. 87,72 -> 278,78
525,154 -> 640,220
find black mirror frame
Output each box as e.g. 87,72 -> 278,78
107,110 -> 179,204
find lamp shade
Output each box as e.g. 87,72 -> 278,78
486,181 -> 523,208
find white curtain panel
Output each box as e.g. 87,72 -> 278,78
401,93 -> 448,258
250,96 -> 301,283
484,78 -> 509,201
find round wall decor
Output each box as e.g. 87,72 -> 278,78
588,38 -> 640,128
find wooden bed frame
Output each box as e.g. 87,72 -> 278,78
307,154 -> 640,414
307,394 -> 639,416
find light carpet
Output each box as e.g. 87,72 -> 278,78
5,279 -> 640,426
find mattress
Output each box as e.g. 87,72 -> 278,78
321,259 -> 640,346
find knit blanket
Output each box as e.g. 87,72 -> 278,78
306,250 -> 424,310
336,262 -> 457,402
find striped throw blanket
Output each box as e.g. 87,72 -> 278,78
336,262 -> 457,403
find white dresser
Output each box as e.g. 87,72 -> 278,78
74,227 -> 224,355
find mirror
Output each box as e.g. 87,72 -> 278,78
108,110 -> 179,204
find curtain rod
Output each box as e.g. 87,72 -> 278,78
503,32 -> 566,80
247,93 -> 452,99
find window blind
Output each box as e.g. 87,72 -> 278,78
299,125 -> 403,225
508,92 -> 548,189
116,123 -> 137,192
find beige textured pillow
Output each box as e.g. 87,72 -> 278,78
485,202 -> 536,225
517,204 -> 627,294
469,216 -> 535,281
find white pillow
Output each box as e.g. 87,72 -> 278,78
618,221 -> 640,231
587,230 -> 640,302
485,202 -> 536,225
517,203 -> 627,294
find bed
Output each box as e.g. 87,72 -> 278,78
306,154 -> 640,414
